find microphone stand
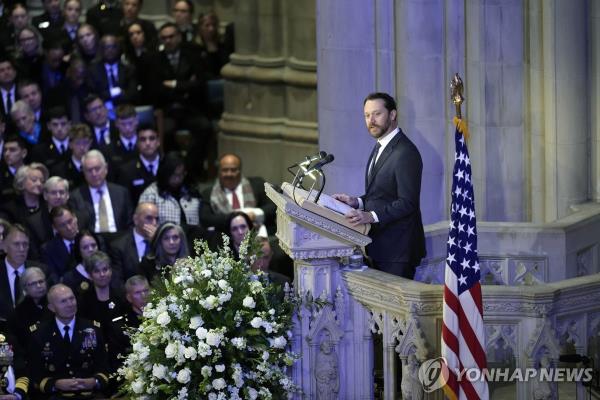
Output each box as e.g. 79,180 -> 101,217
305,168 -> 326,203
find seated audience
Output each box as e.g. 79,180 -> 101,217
32,0 -> 64,39
50,123 -> 92,188
226,210 -> 253,259
46,57 -> 92,123
139,221 -> 188,283
28,284 -> 110,398
17,79 -> 44,123
7,266 -> 52,346
86,0 -> 123,36
0,224 -> 47,322
138,151 -> 202,228
10,99 -> 42,147
41,206 -> 80,283
78,251 -> 126,331
87,34 -> 138,111
83,93 -> 117,151
106,103 -> 139,174
123,21 -> 160,106
0,322 -> 29,399
252,236 -> 291,285
30,106 -> 71,170
74,23 -> 100,65
171,0 -> 196,43
120,0 -> 157,49
1,163 -> 49,226
69,149 -> 133,235
40,39 -> 68,94
62,229 -> 103,296
0,4 -> 30,56
0,56 -> 18,127
117,124 -> 160,203
109,202 -> 158,281
0,136 -> 28,200
14,26 -> 44,83
0,218 -> 10,258
47,0 -> 82,52
195,11 -> 233,79
201,153 -> 276,235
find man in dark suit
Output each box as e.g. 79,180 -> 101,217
0,224 -> 47,322
0,55 -> 18,129
333,92 -> 425,278
17,80 -> 45,124
69,149 -> 132,236
25,175 -> 71,247
32,0 -> 64,39
109,202 -> 157,281
41,206 -> 80,284
87,34 -> 138,109
83,94 -> 118,152
28,283 -> 110,398
201,153 -> 277,235
50,123 -> 93,189
0,135 -> 28,200
105,103 -> 139,176
116,124 -> 159,203
121,0 -> 158,47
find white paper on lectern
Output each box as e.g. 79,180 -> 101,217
281,182 -> 353,215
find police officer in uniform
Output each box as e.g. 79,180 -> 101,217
28,284 -> 109,399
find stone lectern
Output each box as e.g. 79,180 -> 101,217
265,182 -> 375,400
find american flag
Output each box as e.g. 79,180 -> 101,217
441,119 -> 489,400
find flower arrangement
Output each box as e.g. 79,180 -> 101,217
117,237 -> 298,399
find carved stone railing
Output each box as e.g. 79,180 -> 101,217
343,269 -> 600,399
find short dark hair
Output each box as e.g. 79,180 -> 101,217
172,0 -> 193,15
50,205 -> 74,222
116,103 -> 136,119
4,135 -> 28,149
156,151 -> 186,195
363,92 -> 397,112
83,93 -> 102,109
137,122 -> 157,133
45,106 -> 68,121
159,22 -> 179,34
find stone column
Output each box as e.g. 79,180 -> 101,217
220,0 -> 317,184
593,0 -> 600,203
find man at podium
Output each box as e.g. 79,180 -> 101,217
333,92 -> 425,279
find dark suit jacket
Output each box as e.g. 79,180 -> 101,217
0,257 -> 48,322
116,156 -> 156,203
87,60 -> 138,105
361,129 -> 426,274
30,139 -> 70,170
50,158 -> 85,189
105,138 -> 138,177
68,182 -> 133,232
108,228 -> 144,281
41,235 -> 75,283
200,176 -> 277,235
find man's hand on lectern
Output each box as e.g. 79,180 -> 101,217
344,209 -> 374,225
332,193 -> 359,208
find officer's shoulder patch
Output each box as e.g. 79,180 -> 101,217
29,324 -> 38,332
93,320 -> 101,328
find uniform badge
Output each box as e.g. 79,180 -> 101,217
82,328 -> 97,350
108,301 -> 115,309
0,340 -> 14,366
80,281 -> 90,291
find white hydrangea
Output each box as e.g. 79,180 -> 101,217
156,311 -> 171,326
232,364 -> 244,387
262,351 -> 270,361
201,269 -> 212,278
269,336 -> 287,349
196,327 -> 208,340
215,364 -> 225,373
197,342 -> 212,357
217,279 -> 229,290
242,296 -> 256,309
202,295 -> 218,310
177,368 -> 191,384
218,292 -> 232,304
131,378 -> 145,394
212,378 -> 226,390
262,322 -> 274,333
189,315 -> 204,329
247,387 -> 258,400
177,387 -> 188,400
231,337 -> 246,350
206,331 -> 222,347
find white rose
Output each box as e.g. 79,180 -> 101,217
215,364 -> 225,373
183,346 -> 197,360
250,317 -> 263,328
270,336 -> 287,349
212,378 -> 226,390
218,292 -> 231,303
208,393 -> 217,400
217,279 -> 229,289
152,364 -> 167,379
165,342 -> 177,358
206,331 -> 222,347
201,365 -> 213,378
156,311 -> 171,326
196,327 -> 208,340
203,295 -> 218,310
242,296 -> 256,309
201,269 -> 212,278
177,368 -> 191,384
189,315 -> 204,329
197,342 -> 212,357
131,379 -> 144,394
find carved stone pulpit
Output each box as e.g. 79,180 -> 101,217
265,183 -> 375,400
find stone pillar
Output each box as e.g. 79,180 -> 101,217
220,0 -> 317,184
593,0 -> 600,203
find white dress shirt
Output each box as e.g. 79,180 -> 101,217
55,317 -> 76,340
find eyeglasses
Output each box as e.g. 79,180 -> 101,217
26,279 -> 46,287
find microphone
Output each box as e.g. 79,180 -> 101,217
293,151 -> 328,168
559,354 -> 591,364
309,154 -> 335,171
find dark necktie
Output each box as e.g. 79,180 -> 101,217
99,128 -> 108,144
5,91 -> 13,114
63,325 -> 71,345
143,239 -> 150,257
59,143 -> 66,154
108,65 -> 117,87
68,241 -> 74,254
367,142 -> 381,184
12,270 -> 20,306
231,191 -> 241,210
127,141 -> 134,151
147,163 -> 154,175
